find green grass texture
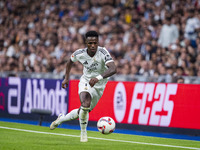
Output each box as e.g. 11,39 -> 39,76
0,121 -> 200,150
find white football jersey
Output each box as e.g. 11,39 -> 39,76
71,46 -> 114,81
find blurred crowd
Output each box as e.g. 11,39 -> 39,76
0,0 -> 200,83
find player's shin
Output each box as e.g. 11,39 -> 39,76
79,106 -> 89,142
57,108 -> 79,124
79,107 -> 89,131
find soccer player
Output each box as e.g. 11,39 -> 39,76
50,30 -> 117,142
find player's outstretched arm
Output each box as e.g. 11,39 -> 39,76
62,59 -> 74,89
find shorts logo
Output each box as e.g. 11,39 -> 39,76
84,83 -> 88,90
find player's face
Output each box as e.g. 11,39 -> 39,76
86,37 -> 98,57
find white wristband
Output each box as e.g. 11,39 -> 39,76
96,75 -> 103,80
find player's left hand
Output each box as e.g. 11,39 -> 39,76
89,78 -> 99,87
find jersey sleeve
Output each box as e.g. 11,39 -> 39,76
71,49 -> 85,62
102,47 -> 114,64
70,52 -> 77,62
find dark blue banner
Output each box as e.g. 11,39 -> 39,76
0,77 -> 69,121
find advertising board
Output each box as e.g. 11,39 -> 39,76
0,77 -> 68,120
69,80 -> 200,129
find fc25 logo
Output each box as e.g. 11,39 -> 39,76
114,82 -> 178,127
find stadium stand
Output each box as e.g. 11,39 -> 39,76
0,0 -> 200,83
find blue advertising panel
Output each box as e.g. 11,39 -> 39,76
0,77 -> 69,122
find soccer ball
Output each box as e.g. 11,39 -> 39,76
97,116 -> 115,134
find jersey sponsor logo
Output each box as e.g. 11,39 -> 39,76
127,83 -> 178,127
85,62 -> 98,72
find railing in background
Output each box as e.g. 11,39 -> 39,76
1,71 -> 200,84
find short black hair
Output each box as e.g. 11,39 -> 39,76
85,30 -> 98,38
166,16 -> 171,21
176,76 -> 185,83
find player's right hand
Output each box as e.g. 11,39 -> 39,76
62,78 -> 69,89
89,77 -> 98,87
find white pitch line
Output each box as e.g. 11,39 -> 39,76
0,126 -> 200,150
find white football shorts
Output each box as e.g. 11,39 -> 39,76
78,76 -> 107,111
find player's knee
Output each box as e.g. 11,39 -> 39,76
81,101 -> 90,108
80,92 -> 91,108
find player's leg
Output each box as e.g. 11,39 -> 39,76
79,91 -> 91,142
50,108 -> 79,130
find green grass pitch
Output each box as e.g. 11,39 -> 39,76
0,121 -> 200,150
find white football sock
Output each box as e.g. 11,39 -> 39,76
79,107 -> 89,132
56,108 -> 79,124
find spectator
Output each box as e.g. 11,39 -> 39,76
184,8 -> 200,41
176,76 -> 185,83
138,60 -> 151,77
173,66 -> 184,83
165,66 -> 174,83
158,15 -> 179,48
